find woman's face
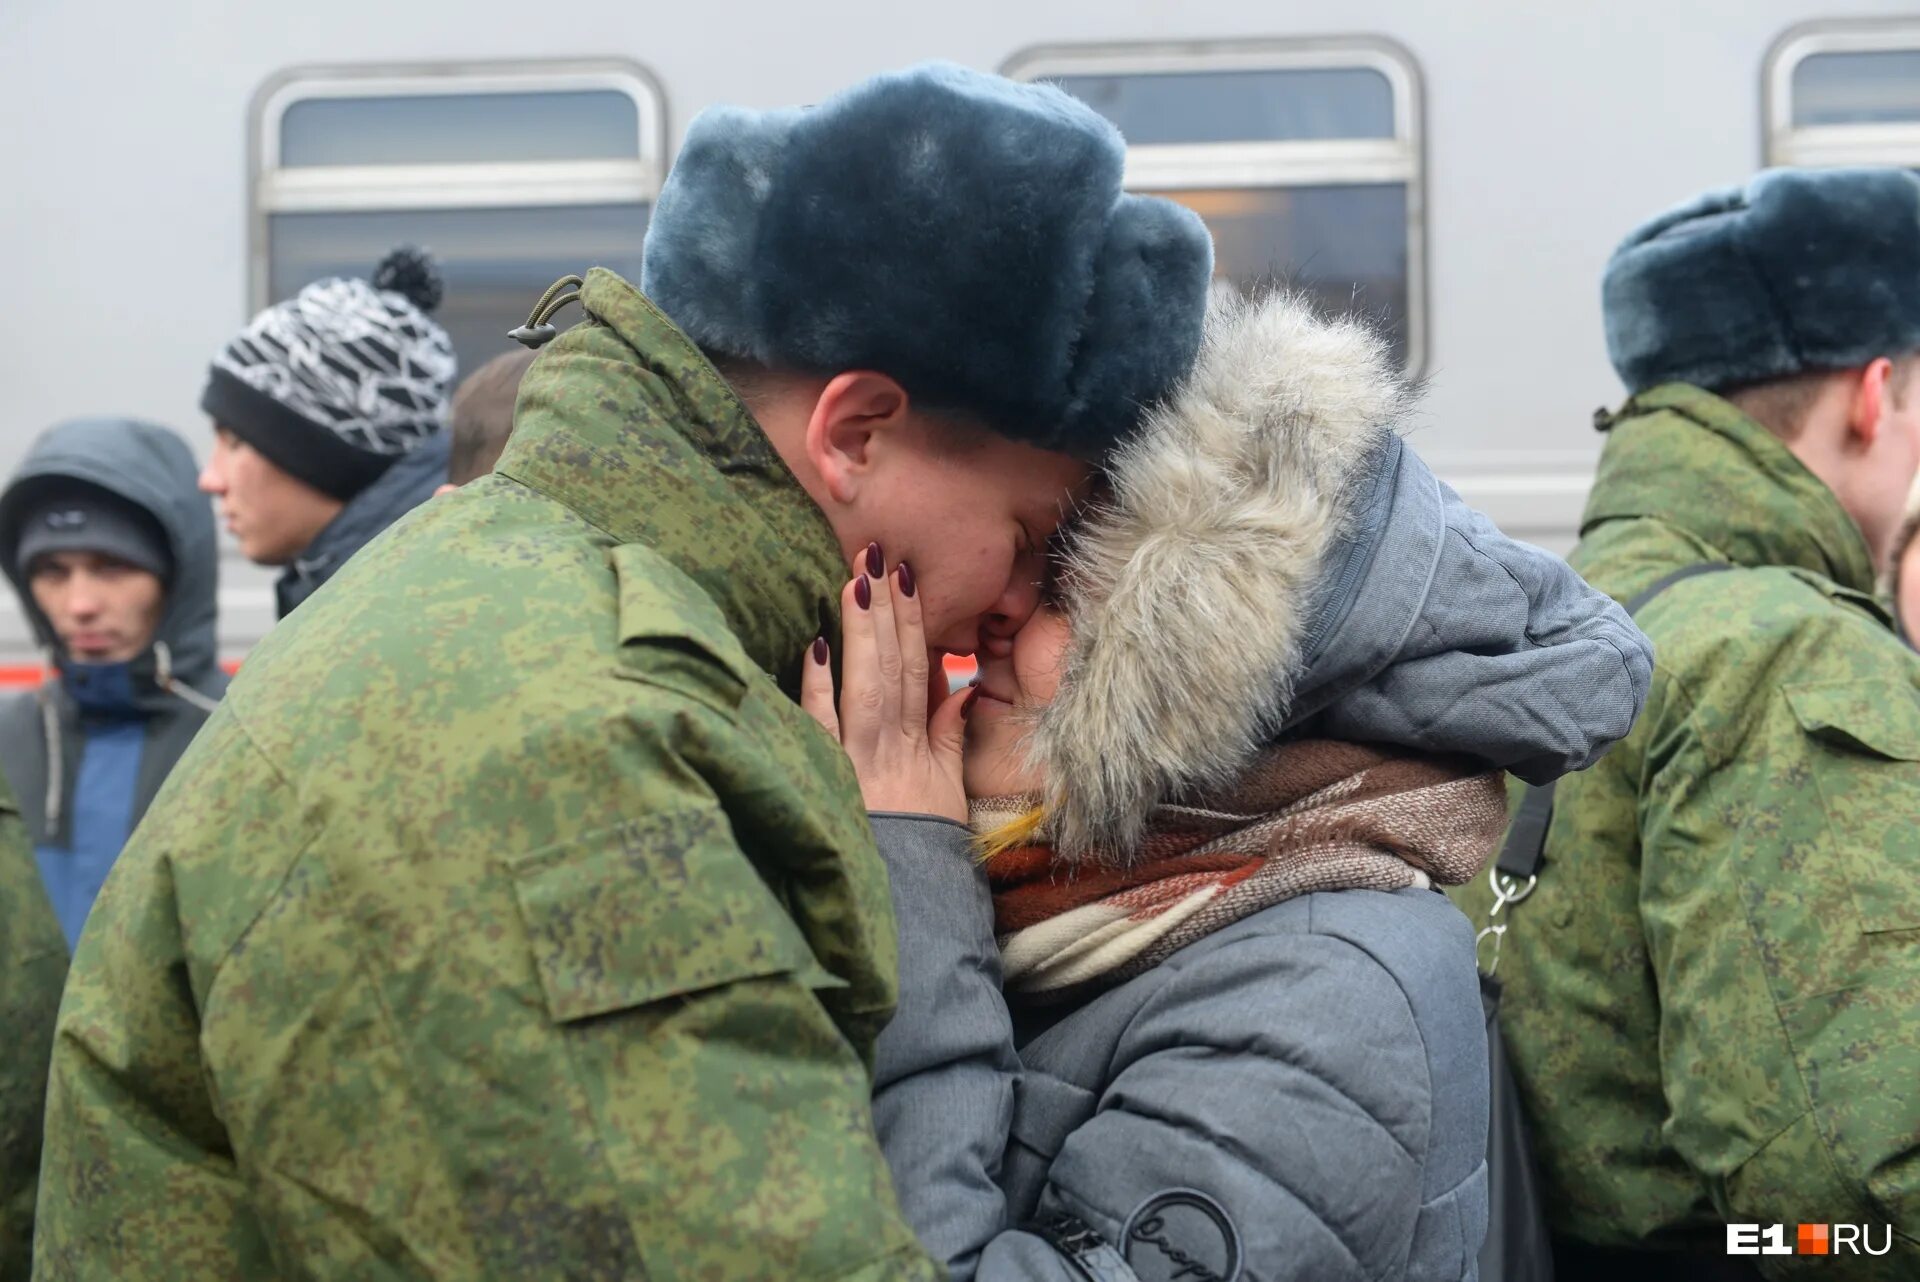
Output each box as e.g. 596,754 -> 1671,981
963,602 -> 1071,797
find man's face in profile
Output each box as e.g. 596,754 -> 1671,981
855,426 -> 1091,664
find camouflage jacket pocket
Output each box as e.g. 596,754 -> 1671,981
1785,680 -> 1920,934
511,807 -> 847,1023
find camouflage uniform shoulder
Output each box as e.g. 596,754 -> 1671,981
607,541 -> 754,716
0,764 -> 64,1278
1633,563 -> 1917,767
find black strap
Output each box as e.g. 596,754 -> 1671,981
1494,562 -> 1733,880
1495,780 -> 1558,880
1619,562 -> 1736,617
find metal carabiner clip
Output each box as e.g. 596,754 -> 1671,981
1476,921 -> 1506,975
1475,865 -> 1538,975
1488,867 -> 1538,917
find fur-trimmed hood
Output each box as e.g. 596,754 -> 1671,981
1035,293 -> 1654,861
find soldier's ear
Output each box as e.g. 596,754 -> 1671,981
805,371 -> 911,505
1846,357 -> 1895,448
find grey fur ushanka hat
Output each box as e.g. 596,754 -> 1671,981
1603,166 -> 1920,394
640,62 -> 1215,458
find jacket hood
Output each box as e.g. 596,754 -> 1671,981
277,430 -> 449,617
1036,292 -> 1654,860
0,418 -> 222,701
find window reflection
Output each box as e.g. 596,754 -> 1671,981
1790,50 -> 1920,127
1048,68 -> 1396,144
1163,187 -> 1409,366
268,205 -> 651,373
280,91 -> 643,167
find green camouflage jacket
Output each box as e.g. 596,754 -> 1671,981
1,770 -> 65,1279
1456,384 -> 1920,1274
35,269 -> 940,1281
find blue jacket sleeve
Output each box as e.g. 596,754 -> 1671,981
867,814 -> 1028,1278
871,815 -> 1141,1281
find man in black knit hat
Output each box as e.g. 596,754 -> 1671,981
197,246 -> 457,618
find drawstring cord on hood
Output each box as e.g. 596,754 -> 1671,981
155,641 -> 220,714
37,646 -> 63,833
508,275 -> 584,350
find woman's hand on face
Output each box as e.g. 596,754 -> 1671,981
801,547 -> 974,823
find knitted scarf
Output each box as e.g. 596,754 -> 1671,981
975,740 -> 1507,1000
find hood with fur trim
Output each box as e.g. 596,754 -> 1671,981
1035,293 -> 1654,861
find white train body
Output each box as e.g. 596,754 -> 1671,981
3,0 -> 1918,665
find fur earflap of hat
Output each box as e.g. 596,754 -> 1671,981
640,61 -> 1215,459
201,246 -> 458,502
1603,167 -> 1920,395
1031,291 -> 1411,860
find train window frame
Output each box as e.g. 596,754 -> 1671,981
1764,20 -> 1920,168
246,59 -> 666,315
1003,37 -> 1428,376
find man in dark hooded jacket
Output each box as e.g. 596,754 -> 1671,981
0,417 -> 226,947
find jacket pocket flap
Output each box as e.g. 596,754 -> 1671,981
1010,1070 -> 1098,1161
1785,681 -> 1920,761
610,543 -> 752,693
512,808 -> 846,1023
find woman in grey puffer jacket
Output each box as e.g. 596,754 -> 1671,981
802,292 -> 1653,1281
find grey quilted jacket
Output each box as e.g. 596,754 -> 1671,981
867,293 -> 1651,1282
873,816 -> 1488,1282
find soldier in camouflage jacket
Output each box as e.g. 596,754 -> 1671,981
0,768 -> 65,1280
1457,169 -> 1920,1278
32,65 -> 1213,1280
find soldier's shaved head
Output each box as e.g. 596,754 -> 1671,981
1722,351 -> 1920,442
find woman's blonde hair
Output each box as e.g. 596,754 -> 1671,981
975,805 -> 1048,863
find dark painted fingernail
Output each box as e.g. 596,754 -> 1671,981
811,636 -> 829,665
897,561 -> 915,598
962,688 -> 980,719
866,542 -> 884,577
855,575 -> 871,610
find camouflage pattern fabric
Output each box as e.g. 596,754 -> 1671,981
1,770 -> 65,1279
34,269 -> 940,1280
1454,383 -> 1920,1276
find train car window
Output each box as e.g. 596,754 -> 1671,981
251,62 -> 664,372
279,91 -> 643,167
1766,22 -> 1920,168
1047,67 -> 1395,143
1007,40 -> 1425,373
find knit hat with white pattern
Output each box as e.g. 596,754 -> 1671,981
200,246 -> 457,501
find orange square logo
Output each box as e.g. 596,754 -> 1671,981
1797,1224 -> 1830,1255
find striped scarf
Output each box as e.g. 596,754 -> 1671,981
975,740 -> 1507,1000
